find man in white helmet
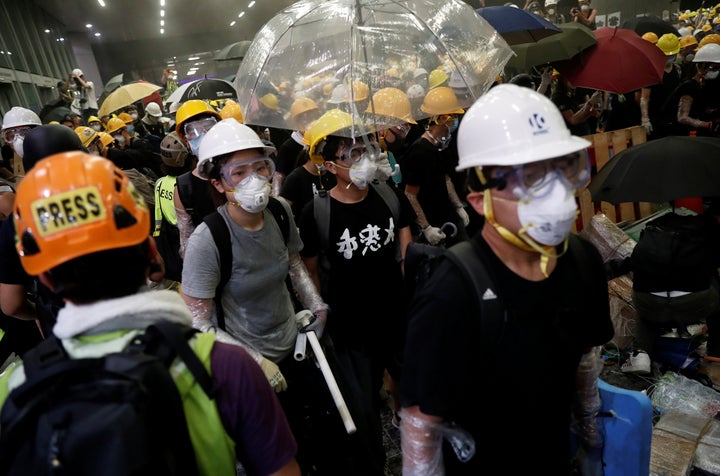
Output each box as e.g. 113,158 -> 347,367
68,68 -> 98,124
399,84 -> 614,475
1,107 -> 42,180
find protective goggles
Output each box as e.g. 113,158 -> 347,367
336,139 -> 382,163
3,126 -> 33,142
221,157 -> 275,186
491,151 -> 591,199
183,117 -> 217,141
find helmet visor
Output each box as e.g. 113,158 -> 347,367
496,151 -> 591,199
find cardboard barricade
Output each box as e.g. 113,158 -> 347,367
575,125 -> 655,232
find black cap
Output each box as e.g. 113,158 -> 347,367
23,124 -> 87,172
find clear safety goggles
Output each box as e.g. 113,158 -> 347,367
337,139 -> 382,163
221,157 -> 275,187
183,117 -> 217,141
492,151 -> 591,199
3,126 -> 33,142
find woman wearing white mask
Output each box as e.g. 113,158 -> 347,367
181,118 -> 338,476
571,0 -> 597,30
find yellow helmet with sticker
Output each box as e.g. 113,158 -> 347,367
13,151 -> 150,275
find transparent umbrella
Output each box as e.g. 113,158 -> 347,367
234,0 -> 513,137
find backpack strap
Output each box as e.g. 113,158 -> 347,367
176,172 -> 196,223
203,211 -> 231,331
444,240 -> 506,350
203,199 -> 290,331
138,321 -> 218,398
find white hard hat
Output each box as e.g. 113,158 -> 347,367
406,84 -> 425,100
693,43 -> 720,62
72,68 -> 83,76
678,27 -> 692,37
326,84 -> 348,105
456,84 -> 590,171
168,101 -> 181,114
145,102 -> 163,117
196,118 -> 276,179
2,107 -> 42,132
544,0 -> 558,6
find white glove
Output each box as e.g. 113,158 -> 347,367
258,356 -> 288,392
641,118 -> 653,135
456,206 -> 470,227
422,226 -> 446,245
374,152 -> 399,182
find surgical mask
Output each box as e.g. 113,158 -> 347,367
113,134 -> 126,146
580,4 -> 590,11
90,124 -> 101,131
229,173 -> 272,213
705,70 -> 720,80
517,179 -> 577,246
547,7 -> 555,14
129,113 -> 138,121
12,136 -> 24,159
188,137 -> 203,156
126,125 -> 135,134
447,119 -> 459,134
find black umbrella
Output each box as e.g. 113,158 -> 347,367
40,106 -> 77,124
166,78 -> 237,104
588,136 -> 720,204
621,15 -> 679,37
214,41 -> 252,61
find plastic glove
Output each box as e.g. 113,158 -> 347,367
258,356 -> 288,392
300,308 -> 327,339
641,118 -> 653,135
374,152 -> 398,182
456,206 -> 470,227
422,226 -> 446,245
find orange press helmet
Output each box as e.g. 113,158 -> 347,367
13,151 -> 150,275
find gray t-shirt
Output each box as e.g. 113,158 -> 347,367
182,200 -> 302,362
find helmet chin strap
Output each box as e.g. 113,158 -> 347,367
482,189 -> 569,278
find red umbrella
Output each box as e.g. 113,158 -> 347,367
554,27 -> 667,94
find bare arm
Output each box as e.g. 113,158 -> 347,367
0,283 -> 37,321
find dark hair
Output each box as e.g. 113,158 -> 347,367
23,124 -> 86,172
48,242 -> 150,303
509,73 -> 536,90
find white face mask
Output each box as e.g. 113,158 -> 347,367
230,173 -> 271,213
90,124 -> 101,131
347,156 -> 378,190
705,70 -> 720,80
129,113 -> 139,121
113,134 -> 126,146
580,4 -> 590,11
12,136 -> 24,159
547,7 -> 555,14
516,177 -> 577,246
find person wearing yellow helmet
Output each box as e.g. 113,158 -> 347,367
295,109 -> 413,476
87,115 -> 102,132
638,33 -> 683,137
274,97 -> 323,199
679,34 -> 700,80
403,86 -> 470,246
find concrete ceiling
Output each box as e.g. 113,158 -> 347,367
32,0 -> 297,84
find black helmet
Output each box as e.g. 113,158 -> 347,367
23,124 -> 87,172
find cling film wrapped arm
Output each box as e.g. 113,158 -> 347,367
400,408 -> 476,476
175,198 -> 195,259
185,296 -> 288,392
573,346 -> 604,449
288,252 -> 328,316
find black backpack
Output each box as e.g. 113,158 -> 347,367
203,197 -> 291,330
0,321 -> 217,476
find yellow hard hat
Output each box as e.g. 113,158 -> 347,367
306,109 -> 357,165
117,112 -> 133,124
74,126 -> 99,147
641,32 -> 659,44
656,33 -> 681,55
699,33 -> 720,49
680,35 -> 699,50
219,99 -> 243,123
428,69 -> 450,89
290,97 -> 320,120
105,117 -> 126,134
259,93 -> 279,110
87,115 -> 100,124
97,131 -> 115,148
366,87 -> 416,124
420,87 -> 465,116
175,99 -> 221,138
702,23 -> 713,32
